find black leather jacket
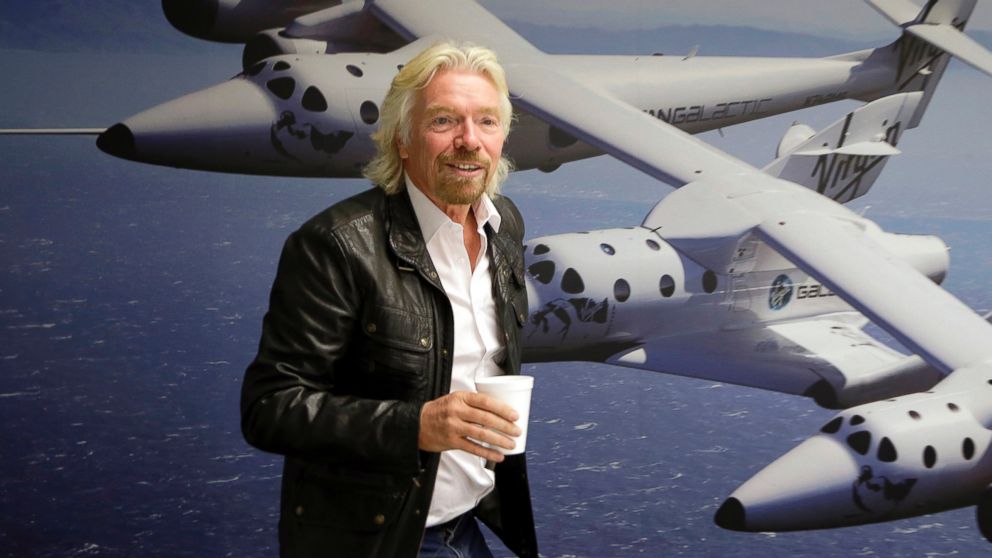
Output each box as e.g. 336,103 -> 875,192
241,187 -> 537,557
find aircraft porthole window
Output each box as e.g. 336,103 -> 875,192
561,268 -> 585,294
527,261 -> 555,285
600,243 -> 616,255
302,87 -> 328,112
659,275 -> 675,298
702,270 -> 717,293
948,403 -> 960,412
964,437 -> 976,460
645,239 -> 660,251
247,61 -> 266,76
613,279 -> 630,302
850,415 -> 865,426
909,410 -> 921,420
273,61 -> 291,71
266,77 -> 296,100
360,101 -> 380,125
346,64 -> 364,77
533,244 -> 550,255
923,445 -> 937,468
878,437 -> 897,462
846,431 -> 871,455
820,416 -> 843,434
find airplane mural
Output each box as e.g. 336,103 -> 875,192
82,0 -> 988,181
6,0 -> 992,546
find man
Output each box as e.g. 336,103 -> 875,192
241,42 -> 538,558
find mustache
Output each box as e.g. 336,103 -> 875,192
437,153 -> 490,166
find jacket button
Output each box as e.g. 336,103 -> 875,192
374,514 -> 386,526
518,312 -> 526,323
429,271 -> 438,279
420,337 -> 430,348
441,349 -> 449,357
366,323 -> 377,334
295,505 -> 304,516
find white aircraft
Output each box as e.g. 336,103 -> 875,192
355,0 -> 992,542
60,0 -> 989,181
9,0 -> 992,545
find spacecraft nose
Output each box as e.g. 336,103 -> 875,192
713,497 -> 746,531
96,123 -> 136,160
716,435 -> 864,531
162,0 -> 219,40
104,77 -> 281,173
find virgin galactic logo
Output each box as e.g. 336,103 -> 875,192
769,274 -> 794,311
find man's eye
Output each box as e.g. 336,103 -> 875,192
432,116 -> 452,126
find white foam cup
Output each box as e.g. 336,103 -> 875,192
475,375 -> 534,455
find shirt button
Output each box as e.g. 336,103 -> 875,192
374,514 -> 386,526
366,323 -> 377,334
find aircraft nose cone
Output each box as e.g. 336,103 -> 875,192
162,0 -> 218,40
719,434 -> 864,532
103,77 -> 306,174
96,123 -> 136,160
713,497 -> 746,531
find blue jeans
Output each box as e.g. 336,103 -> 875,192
419,513 -> 495,558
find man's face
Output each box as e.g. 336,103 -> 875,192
399,69 -> 505,208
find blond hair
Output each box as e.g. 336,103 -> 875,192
363,41 -> 514,195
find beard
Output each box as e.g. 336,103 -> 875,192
434,153 -> 491,205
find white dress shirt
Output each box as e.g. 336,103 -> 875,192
405,179 -> 506,527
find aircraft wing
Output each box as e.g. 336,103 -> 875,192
608,318 -> 941,409
368,0 -> 992,377
367,0 -> 757,188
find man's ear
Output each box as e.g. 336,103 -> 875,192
397,136 -> 409,159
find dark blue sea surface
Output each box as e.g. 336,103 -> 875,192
2,133 -> 991,557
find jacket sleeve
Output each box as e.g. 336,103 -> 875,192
240,222 -> 423,473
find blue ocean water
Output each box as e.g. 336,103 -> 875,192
2,133 -> 990,557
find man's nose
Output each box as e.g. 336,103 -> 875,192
454,121 -> 481,151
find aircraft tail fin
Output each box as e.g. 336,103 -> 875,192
854,0 -> 991,128
763,92 -> 921,203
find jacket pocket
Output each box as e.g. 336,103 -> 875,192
288,465 -> 409,532
353,306 -> 431,398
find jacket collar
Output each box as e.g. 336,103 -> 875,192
385,188 -> 444,289
405,176 -> 502,245
387,182 -> 510,287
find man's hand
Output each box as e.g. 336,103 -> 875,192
419,391 -> 521,462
